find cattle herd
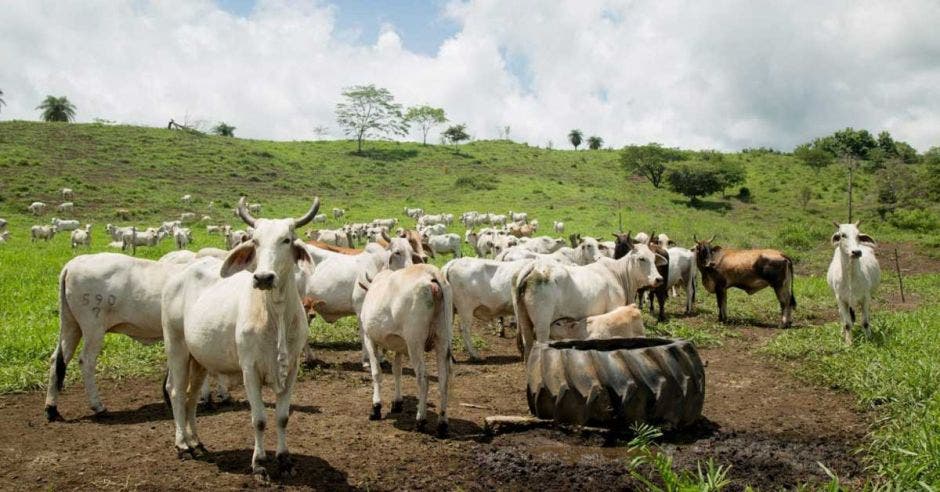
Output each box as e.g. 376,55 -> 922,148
0,189 -> 882,480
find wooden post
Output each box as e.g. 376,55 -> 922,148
894,247 -> 906,302
847,157 -> 855,223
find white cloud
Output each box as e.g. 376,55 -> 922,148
0,0 -> 938,150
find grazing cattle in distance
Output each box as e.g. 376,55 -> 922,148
553,221 -> 564,234
206,225 -> 223,235
71,224 -> 92,249
614,232 -> 670,321
498,237 -> 603,265
404,207 -> 424,219
312,228 -> 354,248
428,231 -> 462,260
201,215 -> 212,222
828,221 -> 880,344
491,234 -> 519,256
57,202 -> 74,213
106,223 -> 133,242
517,236 -> 566,254
420,223 -> 447,238
372,218 -> 398,229
173,226 -> 192,250
508,222 -> 537,238
549,305 -> 646,340
161,197 -> 319,479
123,227 -> 164,251
332,207 -> 345,219
418,214 -> 446,227
28,202 -> 47,215
44,253 -> 196,421
180,212 -> 196,223
693,236 -> 796,327
223,227 -> 251,249
313,213 -> 327,223
443,258 -> 533,359
0,231 -> 10,243
0,218 -> 7,230
52,217 -> 81,231
508,211 -> 528,223
181,194 -> 192,205
358,264 -> 453,437
248,203 -> 262,214
513,240 -> 666,356
31,224 -> 58,242
61,188 -> 74,200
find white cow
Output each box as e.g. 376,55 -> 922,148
508,211 -> 528,223
372,218 -> 398,229
498,237 -> 603,266
491,234 -> 519,256
224,227 -> 251,249
0,231 -> 10,243
512,242 -> 666,356
206,225 -> 223,235
106,223 -> 134,242
0,218 -> 7,231
248,203 -> 262,214
634,232 -> 651,245
598,240 -> 617,258
28,202 -> 47,215
358,264 -> 453,436
180,212 -> 197,223
332,207 -> 345,219
443,258 -> 533,359
828,222 -> 881,344
418,214 -> 445,227
161,197 -> 319,479
52,217 -> 80,231
31,225 -> 58,241
201,215 -> 213,222
404,207 -> 424,219
553,221 -> 564,234
44,253 -> 193,420
61,188 -> 74,200
122,227 -> 163,251
549,305 -> 646,340
488,213 -> 507,226
517,236 -> 566,254
57,202 -> 74,213
173,226 -> 192,249
428,233 -> 462,258
181,194 -> 192,205
313,228 -> 354,248
71,224 -> 92,248
312,213 -> 327,223
420,223 -> 447,238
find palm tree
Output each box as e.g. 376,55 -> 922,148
212,122 -> 236,137
568,129 -> 583,150
588,136 -> 604,150
37,96 -> 76,122
0,89 -> 6,114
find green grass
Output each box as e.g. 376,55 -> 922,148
764,274 -> 940,487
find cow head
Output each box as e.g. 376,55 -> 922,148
612,231 -> 636,259
221,196 -> 319,291
621,241 -> 665,288
692,235 -> 720,269
386,235 -> 423,267
831,221 -> 875,260
576,237 -> 604,264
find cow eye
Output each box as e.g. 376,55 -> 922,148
282,238 -> 291,244
639,257 -> 647,262
841,233 -> 846,238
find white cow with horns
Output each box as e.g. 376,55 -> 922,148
161,197 -> 319,480
827,221 -> 880,344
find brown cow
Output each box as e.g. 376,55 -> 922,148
306,240 -> 362,255
613,232 -> 670,321
692,236 -> 795,327
397,229 -> 431,262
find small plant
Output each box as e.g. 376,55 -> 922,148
798,186 -> 812,209
626,422 -> 732,491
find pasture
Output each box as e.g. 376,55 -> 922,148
0,121 -> 938,489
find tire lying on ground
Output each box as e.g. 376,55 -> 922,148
526,337 -> 705,429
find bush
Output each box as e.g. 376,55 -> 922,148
776,224 -> 825,250
665,164 -> 724,203
889,209 -> 938,233
738,186 -> 752,202
454,176 -> 496,190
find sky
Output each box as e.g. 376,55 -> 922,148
1,0 -> 939,151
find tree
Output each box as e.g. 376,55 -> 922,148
37,95 -> 76,122
212,122 -> 236,137
665,164 -> 726,204
620,143 -> 684,188
793,143 -> 833,172
442,124 -> 470,151
312,125 -> 330,140
587,136 -> 604,150
0,89 -> 5,114
404,105 -> 447,145
714,161 -> 746,194
568,129 -> 583,150
335,84 -> 408,153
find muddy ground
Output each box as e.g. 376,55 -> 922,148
0,319 -> 869,491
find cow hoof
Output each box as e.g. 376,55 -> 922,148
192,443 -> 211,460
390,400 -> 403,413
277,453 -> 297,478
92,408 -> 110,420
217,395 -> 233,407
252,465 -> 270,483
177,447 -> 196,460
436,421 -> 449,438
45,405 -> 63,422
369,403 -> 382,421
199,399 -> 215,412
415,419 -> 428,432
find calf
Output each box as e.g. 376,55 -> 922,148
693,236 -> 795,327
549,305 -> 646,340
358,264 -> 453,436
71,224 -> 92,248
31,225 -> 58,242
29,202 -> 47,215
161,197 -> 319,479
827,222 -> 880,344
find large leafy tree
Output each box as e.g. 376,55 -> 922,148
665,164 -> 725,204
405,105 -> 447,145
587,135 -> 603,150
442,124 -> 470,151
37,95 -> 76,122
212,122 -> 236,137
620,143 -> 684,188
568,129 -> 583,150
335,84 -> 408,153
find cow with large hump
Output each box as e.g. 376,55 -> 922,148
512,238 -> 666,357
161,197 -> 319,481
827,221 -> 880,344
693,235 -> 796,327
357,263 -> 453,437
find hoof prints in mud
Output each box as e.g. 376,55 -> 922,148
474,446 -> 636,491
665,430 -> 865,489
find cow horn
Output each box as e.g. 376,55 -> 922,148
293,197 -> 321,228
708,234 -> 717,243
832,221 -> 840,228
854,219 -> 861,228
381,230 -> 391,242
237,197 -> 256,227
693,234 -> 698,243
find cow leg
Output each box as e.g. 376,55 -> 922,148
359,318 -> 370,370
391,352 -> 404,413
274,365 -> 298,478
436,342 -> 451,437
656,289 -> 667,322
836,299 -> 853,344
406,337 -> 429,431
456,309 -> 481,361
184,360 -> 208,453
242,369 -> 269,481
637,291 -> 645,309
363,335 -> 383,421
775,283 -> 793,328
44,315 -> 82,422
302,344 -> 317,367
166,350 -> 194,457
684,276 -> 694,315
715,288 -> 728,322
77,331 -> 107,415
861,296 -> 873,340
216,373 -> 233,405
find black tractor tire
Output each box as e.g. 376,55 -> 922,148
526,337 -> 705,429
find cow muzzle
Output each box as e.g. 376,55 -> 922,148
851,250 -> 862,259
253,272 -> 277,290
652,276 -> 664,287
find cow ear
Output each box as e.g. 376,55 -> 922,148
412,253 -> 426,264
668,240 -> 675,246
711,245 -> 722,252
831,233 -> 840,245
293,239 -> 312,267
858,234 -> 876,246
220,241 -> 256,277
654,253 -> 668,266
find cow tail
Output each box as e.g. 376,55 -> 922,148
53,267 -> 78,392
512,262 -> 537,358
437,273 -> 455,402
787,257 -> 797,309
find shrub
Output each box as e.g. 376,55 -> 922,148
738,186 -> 752,202
665,164 -> 724,204
776,224 -> 825,250
889,209 -> 938,233
454,176 -> 496,190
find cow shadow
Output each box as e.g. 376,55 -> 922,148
460,354 -> 520,365
670,199 -> 732,213
384,396 -> 484,438
204,448 -> 359,490
310,340 -> 361,351
80,399 -> 319,426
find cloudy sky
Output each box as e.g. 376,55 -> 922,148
1,0 -> 938,151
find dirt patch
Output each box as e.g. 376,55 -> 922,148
0,323 -> 868,490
